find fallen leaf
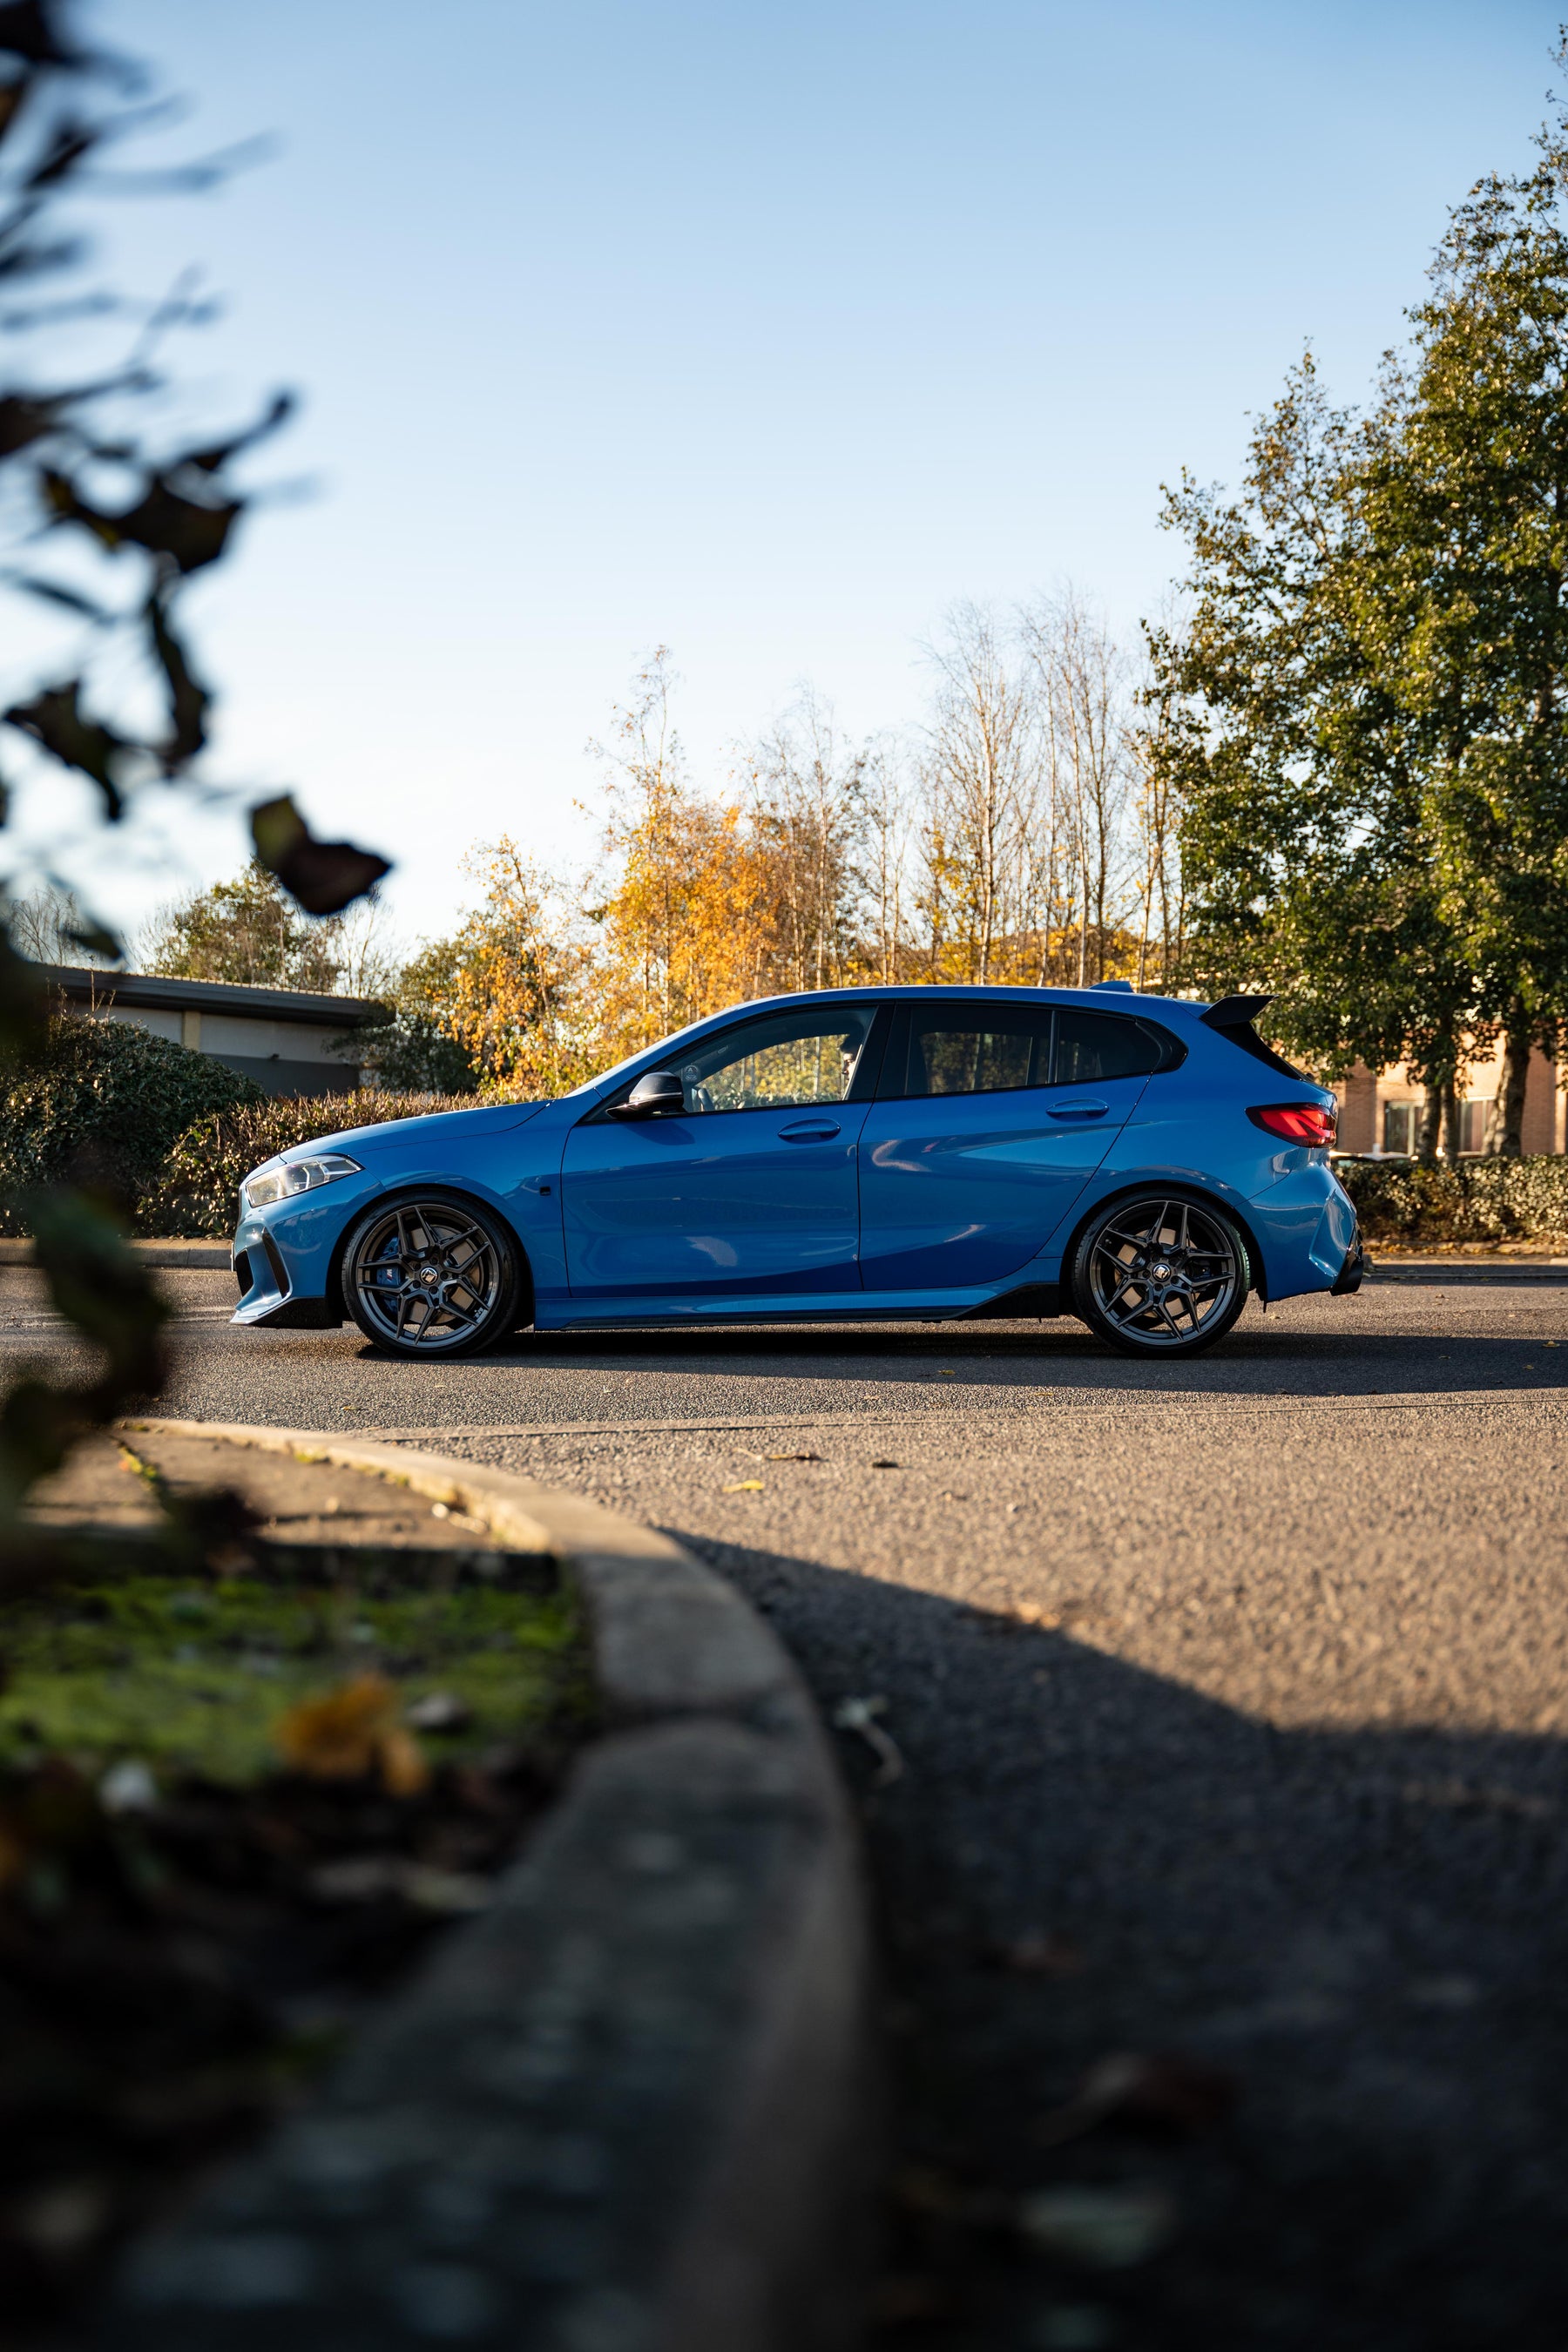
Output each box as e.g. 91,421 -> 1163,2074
1034,2305 -> 1118,2350
1018,2184 -> 1176,2268
988,1930 -> 1085,1977
98,1759 -> 157,1815
832,1693 -> 904,1786
405,1691 -> 471,1734
767,1451 -> 822,1462
722,1478 -> 765,1493
1036,2051 -> 1237,2146
274,1674 -> 429,1794
870,2274 -> 950,2322
308,1855 -> 490,1913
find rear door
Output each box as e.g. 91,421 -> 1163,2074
857,1002 -> 1160,1291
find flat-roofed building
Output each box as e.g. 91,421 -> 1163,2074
42,965 -> 390,1098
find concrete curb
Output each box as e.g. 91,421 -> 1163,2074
0,1237 -> 230,1268
96,1420 -> 876,2352
1368,1256 -> 1568,1283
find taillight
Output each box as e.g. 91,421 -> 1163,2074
1248,1102 -> 1336,1146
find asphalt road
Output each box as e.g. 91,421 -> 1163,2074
7,1269 -> 1568,2349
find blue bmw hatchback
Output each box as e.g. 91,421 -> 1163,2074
230,982 -> 1366,1362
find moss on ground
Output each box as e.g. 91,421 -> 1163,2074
0,1562 -> 590,1786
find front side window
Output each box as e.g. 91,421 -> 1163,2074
672,1005 -> 879,1113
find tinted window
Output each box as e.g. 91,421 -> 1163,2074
895,1006 -> 1055,1097
672,1005 -> 878,1113
1054,1009 -> 1163,1084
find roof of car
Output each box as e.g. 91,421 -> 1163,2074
702,983 -> 1210,1019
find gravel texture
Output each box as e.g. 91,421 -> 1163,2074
5,1272 -> 1568,2347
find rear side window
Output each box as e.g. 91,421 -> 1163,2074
892,1006 -> 1055,1097
1055,1009 -> 1165,1084
882,1003 -> 1175,1098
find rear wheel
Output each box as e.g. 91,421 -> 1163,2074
1070,1192 -> 1249,1358
341,1193 -> 523,1358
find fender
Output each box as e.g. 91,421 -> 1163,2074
326,1182 -> 537,1329
1053,1177 -> 1270,1308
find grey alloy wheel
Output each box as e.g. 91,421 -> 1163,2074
1071,1193 -> 1248,1357
343,1194 -> 520,1357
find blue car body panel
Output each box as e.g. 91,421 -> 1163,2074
229,984 -> 1361,1335
858,1071 -> 1149,1290
560,1102 -> 868,1298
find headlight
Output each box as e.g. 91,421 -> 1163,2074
241,1153 -> 361,1211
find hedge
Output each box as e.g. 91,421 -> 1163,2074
1337,1154 -> 1568,1249
0,1018 -> 261,1235
139,1090 -> 481,1236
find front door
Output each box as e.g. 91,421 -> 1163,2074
858,1001 -> 1160,1290
562,1002 -> 883,1300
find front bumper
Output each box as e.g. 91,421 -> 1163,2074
232,1206 -> 345,1329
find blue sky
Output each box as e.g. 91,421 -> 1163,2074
16,0 -> 1565,946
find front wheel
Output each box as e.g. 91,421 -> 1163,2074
341,1193 -> 524,1358
1069,1192 -> 1250,1358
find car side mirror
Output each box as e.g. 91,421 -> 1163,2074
606,1069 -> 686,1121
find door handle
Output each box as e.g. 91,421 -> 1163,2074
1046,1099 -> 1109,1120
779,1119 -> 841,1139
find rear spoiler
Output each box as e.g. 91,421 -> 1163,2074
1200,994 -> 1273,1031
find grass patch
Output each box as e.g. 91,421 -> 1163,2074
0,1540 -> 593,2341
0,1561 -> 588,1787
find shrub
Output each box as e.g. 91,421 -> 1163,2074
0,1017 -> 262,1235
140,1090 -> 482,1237
1338,1154 -> 1568,1249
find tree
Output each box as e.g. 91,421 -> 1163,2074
425,840 -> 590,1096
144,862 -> 355,993
915,602 -> 1047,984
355,936 -> 479,1093
1351,80 -> 1568,1152
1155,353 -> 1477,1143
1023,589 -> 1137,984
744,689 -> 864,997
587,651 -> 777,1053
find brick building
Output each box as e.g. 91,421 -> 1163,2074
1335,1040 -> 1568,1156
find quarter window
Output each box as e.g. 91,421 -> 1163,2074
1053,1009 -> 1164,1084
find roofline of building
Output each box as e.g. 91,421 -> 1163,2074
37,964 -> 392,1030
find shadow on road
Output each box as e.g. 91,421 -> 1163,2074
667,1527 -> 1568,2350
458,1316 -> 1568,1403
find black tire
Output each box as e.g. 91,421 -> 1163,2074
1069,1189 -> 1250,1358
341,1190 -> 524,1359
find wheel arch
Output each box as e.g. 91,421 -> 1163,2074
1057,1178 -> 1269,1308
328,1181 -> 536,1329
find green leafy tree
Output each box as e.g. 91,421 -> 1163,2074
1353,79 -> 1568,1150
355,937 -> 479,1093
144,862 -> 348,992
1155,355 -> 1477,1149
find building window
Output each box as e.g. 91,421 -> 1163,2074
1459,1098 -> 1493,1154
1382,1101 -> 1419,1155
